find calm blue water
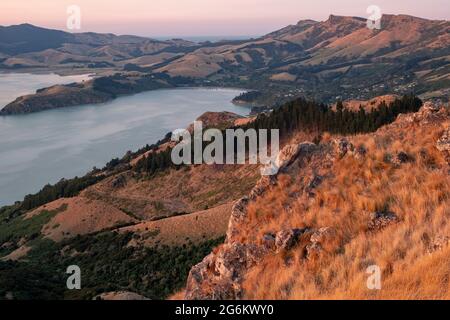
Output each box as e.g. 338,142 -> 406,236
0,73 -> 248,206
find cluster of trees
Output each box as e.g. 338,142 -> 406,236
233,90 -> 262,103
0,232 -> 224,300
134,148 -> 176,175
244,94 -> 422,136
20,175 -> 105,211
134,94 -> 422,175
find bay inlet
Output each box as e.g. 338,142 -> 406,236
0,73 -> 248,206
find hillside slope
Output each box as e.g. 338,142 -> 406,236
156,14 -> 449,102
185,102 -> 450,300
0,112 -> 259,299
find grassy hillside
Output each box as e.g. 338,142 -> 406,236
184,101 -> 450,300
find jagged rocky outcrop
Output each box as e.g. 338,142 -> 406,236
185,142 -> 332,300
395,101 -> 448,126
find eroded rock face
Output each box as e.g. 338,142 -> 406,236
186,141 -> 321,300
228,142 -> 318,244
272,142 -> 317,173
185,243 -> 267,300
226,197 -> 249,244
367,211 -> 399,231
275,228 -> 309,252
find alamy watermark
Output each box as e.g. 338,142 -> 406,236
67,5 -> 81,31
366,5 -> 382,30
366,265 -> 382,290
66,265 -> 81,290
171,121 -> 280,175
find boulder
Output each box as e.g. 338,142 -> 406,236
185,243 -> 266,300
332,138 -> 354,159
275,228 -> 309,252
262,233 -> 276,251
306,227 -> 336,260
110,174 -> 126,189
437,128 -> 450,152
367,211 -> 399,231
274,143 -> 314,168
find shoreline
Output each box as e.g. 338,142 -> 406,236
0,86 -> 251,206
0,84 -> 250,117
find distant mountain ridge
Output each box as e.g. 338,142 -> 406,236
0,23 -> 195,55
147,14 -> 450,102
1,13 -> 449,113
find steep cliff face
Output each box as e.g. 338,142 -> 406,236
185,103 -> 450,300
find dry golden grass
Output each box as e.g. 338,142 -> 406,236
26,197 -> 136,242
240,113 -> 450,300
83,163 -> 259,220
119,202 -> 233,246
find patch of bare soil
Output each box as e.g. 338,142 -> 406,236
28,197 -> 136,242
1,245 -> 31,261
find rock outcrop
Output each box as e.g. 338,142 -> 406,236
184,103 -> 449,300
185,142 -> 322,300
185,243 -> 267,300
332,138 -> 354,159
396,102 -> 447,126
275,228 -> 309,252
367,211 -> 399,231
305,227 -> 336,260
110,174 -> 127,189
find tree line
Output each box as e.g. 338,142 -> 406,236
135,94 -> 422,175
243,94 -> 422,135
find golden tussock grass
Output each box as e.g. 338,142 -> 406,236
240,117 -> 450,300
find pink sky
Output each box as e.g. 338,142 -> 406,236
1,0 -> 449,36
